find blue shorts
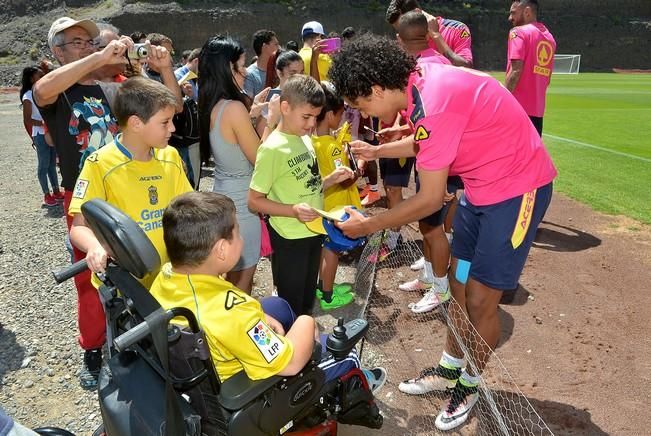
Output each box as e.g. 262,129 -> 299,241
261,297 -> 359,381
414,175 -> 463,227
451,183 -> 552,290
323,236 -> 342,252
379,157 -> 414,187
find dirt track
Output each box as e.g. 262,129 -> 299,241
1,89 -> 650,435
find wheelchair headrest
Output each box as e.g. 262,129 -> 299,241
81,199 -> 161,279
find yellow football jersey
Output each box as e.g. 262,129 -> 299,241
150,263 -> 294,381
312,134 -> 362,212
69,137 -> 192,287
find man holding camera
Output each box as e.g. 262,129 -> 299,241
33,16 -> 181,390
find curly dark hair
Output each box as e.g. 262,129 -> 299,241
328,33 -> 417,102
386,0 -> 420,24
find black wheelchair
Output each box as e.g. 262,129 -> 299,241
54,199 -> 383,436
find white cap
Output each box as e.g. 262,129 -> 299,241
302,21 -> 325,38
47,17 -> 99,50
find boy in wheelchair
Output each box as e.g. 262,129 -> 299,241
150,191 -> 386,433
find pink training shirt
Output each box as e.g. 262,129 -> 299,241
406,63 -> 557,206
416,47 -> 452,66
428,17 -> 473,64
507,22 -> 556,117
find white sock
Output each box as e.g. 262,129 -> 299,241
439,351 -> 465,370
433,274 -> 449,293
459,370 -> 480,387
421,261 -> 434,283
386,230 -> 400,249
369,184 -> 378,192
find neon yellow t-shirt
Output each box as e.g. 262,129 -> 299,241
150,263 -> 294,382
299,47 -> 332,82
250,130 -> 323,239
312,134 -> 362,212
69,137 -> 193,288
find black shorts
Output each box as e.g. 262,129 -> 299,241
529,116 -> 543,137
415,175 -> 463,227
379,157 -> 414,187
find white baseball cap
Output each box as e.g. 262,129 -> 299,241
47,17 -> 99,50
302,21 -> 325,38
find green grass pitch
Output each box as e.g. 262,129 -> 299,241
493,72 -> 651,224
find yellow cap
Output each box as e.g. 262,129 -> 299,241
306,217 -> 327,235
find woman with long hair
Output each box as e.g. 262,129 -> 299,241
20,66 -> 62,207
198,35 -> 279,292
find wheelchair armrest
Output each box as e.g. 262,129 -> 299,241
219,371 -> 283,411
326,318 -> 368,360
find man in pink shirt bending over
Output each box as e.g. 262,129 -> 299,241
386,0 -> 473,67
328,34 -> 556,431
506,0 -> 557,136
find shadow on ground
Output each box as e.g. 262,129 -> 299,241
0,324 -> 26,384
534,221 -> 601,252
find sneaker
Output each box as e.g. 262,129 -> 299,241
368,244 -> 391,264
408,288 -> 450,313
361,190 -> 381,206
399,278 -> 432,292
410,256 -> 426,271
435,380 -> 479,431
319,290 -> 354,311
358,185 -> 371,199
316,283 -> 351,300
398,365 -> 461,395
79,349 -> 102,391
363,367 -> 387,395
43,194 -> 57,207
333,283 -> 353,294
52,190 -> 65,202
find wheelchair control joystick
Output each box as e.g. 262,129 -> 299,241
333,317 -> 346,339
326,317 -> 369,360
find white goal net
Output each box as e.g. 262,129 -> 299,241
553,54 -> 581,74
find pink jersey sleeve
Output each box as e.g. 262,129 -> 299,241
508,29 -> 527,61
439,18 -> 473,63
414,112 -> 468,171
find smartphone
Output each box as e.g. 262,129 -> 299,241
320,37 -> 341,54
344,143 -> 358,173
265,88 -> 282,102
363,125 -> 380,135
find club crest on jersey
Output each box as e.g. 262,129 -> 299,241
460,30 -> 470,39
248,320 -> 284,363
414,125 -> 431,141
410,84 -> 426,125
510,30 -> 518,40
148,185 -> 158,205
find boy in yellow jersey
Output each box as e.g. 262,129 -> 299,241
69,76 -> 192,289
312,82 -> 362,310
150,191 -> 387,389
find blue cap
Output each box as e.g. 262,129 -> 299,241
322,210 -> 366,252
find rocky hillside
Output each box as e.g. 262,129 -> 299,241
0,0 -> 649,85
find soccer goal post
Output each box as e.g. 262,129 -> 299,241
553,54 -> 581,74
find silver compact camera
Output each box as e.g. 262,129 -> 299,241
127,43 -> 148,59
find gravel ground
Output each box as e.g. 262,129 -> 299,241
0,93 -> 102,432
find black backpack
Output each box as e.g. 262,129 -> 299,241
170,94 -> 200,148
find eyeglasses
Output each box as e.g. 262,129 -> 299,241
58,39 -> 99,50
